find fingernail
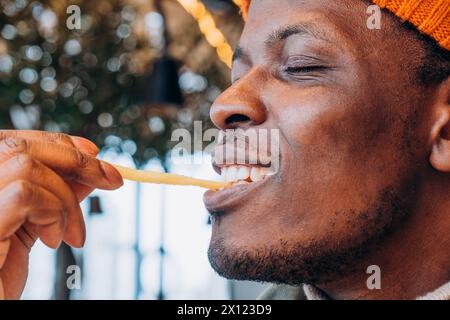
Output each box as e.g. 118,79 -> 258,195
71,137 -> 99,156
101,162 -> 124,188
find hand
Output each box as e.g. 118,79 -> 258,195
0,130 -> 123,299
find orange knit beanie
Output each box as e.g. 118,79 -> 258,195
238,0 -> 450,51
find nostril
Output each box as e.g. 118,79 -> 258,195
225,114 -> 250,125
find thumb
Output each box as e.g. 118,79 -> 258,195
70,182 -> 94,202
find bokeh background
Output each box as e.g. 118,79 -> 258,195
0,0 -> 267,299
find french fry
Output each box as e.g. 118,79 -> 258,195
111,164 -> 227,190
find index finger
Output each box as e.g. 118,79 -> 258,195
0,130 -> 99,156
0,137 -> 123,190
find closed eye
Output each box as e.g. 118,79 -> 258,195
284,66 -> 327,74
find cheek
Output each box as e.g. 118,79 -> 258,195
269,84 -> 410,218
276,86 -> 393,153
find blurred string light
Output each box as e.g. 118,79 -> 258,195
78,100 -> 93,114
19,67 -> 38,84
64,39 -> 82,56
122,6 -> 137,22
25,45 -> 43,61
122,139 -> 137,156
179,71 -> 208,93
145,11 -> 165,50
40,77 -> 57,92
19,89 -> 34,104
1,24 -> 18,40
1,0 -> 231,165
232,0 -> 243,7
0,54 -> 14,73
38,9 -> 58,36
98,112 -> 114,128
9,104 -> 40,130
59,82 -> 74,98
176,0 -> 233,68
2,0 -> 28,17
148,116 -> 165,134
116,23 -> 131,39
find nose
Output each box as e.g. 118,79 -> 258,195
210,71 -> 267,130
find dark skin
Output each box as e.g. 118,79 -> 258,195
1,0 -> 449,300
206,0 -> 450,299
0,132 -> 123,299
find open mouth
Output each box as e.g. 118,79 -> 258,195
204,131 -> 280,212
218,165 -> 275,187
204,164 -> 277,213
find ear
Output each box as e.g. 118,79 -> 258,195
430,77 -> 450,172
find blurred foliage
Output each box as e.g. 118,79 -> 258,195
0,0 -> 243,165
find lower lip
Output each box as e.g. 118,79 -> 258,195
203,178 -> 269,213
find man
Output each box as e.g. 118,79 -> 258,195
0,0 -> 449,300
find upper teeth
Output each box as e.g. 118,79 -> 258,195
221,165 -> 274,184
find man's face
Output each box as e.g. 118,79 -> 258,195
204,0 -> 433,284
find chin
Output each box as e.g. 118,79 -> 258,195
207,233 -> 325,284
207,229 -> 382,285
207,189 -> 416,285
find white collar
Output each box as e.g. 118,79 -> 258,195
302,282 -> 450,300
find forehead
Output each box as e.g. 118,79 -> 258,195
245,0 -> 367,25
239,0 -> 371,55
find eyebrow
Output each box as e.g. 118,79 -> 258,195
265,23 -> 330,48
232,23 -> 332,64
